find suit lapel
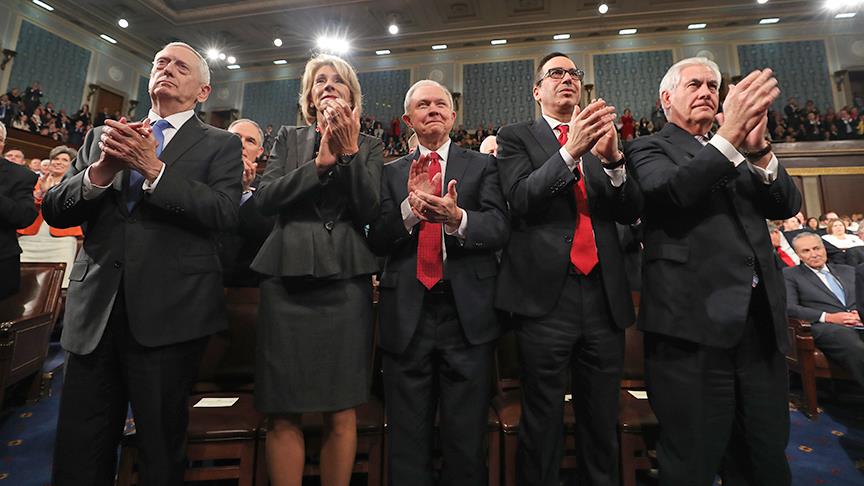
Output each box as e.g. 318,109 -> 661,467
298,125 -> 317,168
660,123 -> 705,161
158,115 -> 207,168
529,117 -> 560,162
800,265 -> 844,305
444,143 -> 468,190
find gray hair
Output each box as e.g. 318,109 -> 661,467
228,118 -> 264,147
157,42 -> 210,85
403,80 -> 454,114
49,145 -> 77,161
791,231 -> 823,251
659,57 -> 721,116
0,121 -> 5,143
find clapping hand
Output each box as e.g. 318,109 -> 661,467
564,99 -> 616,160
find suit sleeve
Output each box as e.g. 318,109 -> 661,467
461,155 -> 509,251
42,127 -> 103,228
368,161 -> 414,256
147,132 -> 242,231
0,168 -> 38,229
496,124 -> 576,217
784,269 -> 823,322
746,164 -> 802,220
334,136 -> 383,225
256,126 -> 324,216
591,158 -> 643,225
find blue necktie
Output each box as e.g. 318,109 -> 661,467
821,267 -> 846,306
127,119 -> 171,211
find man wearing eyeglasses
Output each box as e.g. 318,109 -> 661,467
495,51 -> 643,486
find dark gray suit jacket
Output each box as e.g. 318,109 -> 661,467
494,117 -> 641,327
627,122 -> 801,351
0,158 -> 38,261
42,115 -> 243,354
784,263 -> 856,322
368,144 -> 509,354
251,125 -> 382,279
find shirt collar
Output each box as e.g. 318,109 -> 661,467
542,114 -> 568,132
804,263 -> 829,275
147,109 -> 196,130
418,138 -> 451,163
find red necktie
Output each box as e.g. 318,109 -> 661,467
416,152 -> 443,289
558,124 -> 599,275
777,248 -> 795,267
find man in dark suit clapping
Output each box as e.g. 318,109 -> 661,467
0,121 -> 38,300
369,80 -> 509,486
45,42 -> 242,486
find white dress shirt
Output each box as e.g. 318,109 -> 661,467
542,115 -> 626,188
804,263 -> 846,323
82,109 -> 197,200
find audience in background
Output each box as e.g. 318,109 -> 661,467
3,148 -> 25,164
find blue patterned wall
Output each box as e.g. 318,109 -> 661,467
241,79 -> 299,129
8,21 -> 91,115
737,40 -> 833,113
463,60 -> 535,128
593,50 -> 674,121
135,76 -> 151,118
357,70 -> 411,131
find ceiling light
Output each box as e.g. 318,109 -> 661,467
835,12 -> 857,18
388,24 -> 399,35
273,38 -> 283,47
688,23 -> 707,29
227,55 -> 236,64
226,64 -> 240,70
32,0 -> 54,11
376,49 -> 391,55
273,59 -> 288,65
316,35 -> 350,54
99,34 -> 117,44
491,39 -> 507,45
598,3 -> 609,14
619,28 -> 638,35
553,33 -> 571,40
218,53 -> 226,60
759,17 -> 780,24
825,0 -> 863,8
206,49 -> 220,60
757,0 -> 768,4
432,44 -> 447,50
117,18 -> 129,28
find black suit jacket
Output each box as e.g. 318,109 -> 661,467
494,117 -> 641,327
42,115 -> 243,354
368,144 -> 509,354
626,122 -> 801,351
784,263 -> 856,322
218,192 -> 275,287
0,158 -> 38,261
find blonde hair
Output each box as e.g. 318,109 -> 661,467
299,54 -> 362,125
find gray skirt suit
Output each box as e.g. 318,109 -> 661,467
251,124 -> 383,413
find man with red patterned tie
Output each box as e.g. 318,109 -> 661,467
368,79 -> 509,486
495,52 -> 642,486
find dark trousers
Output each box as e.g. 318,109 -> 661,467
645,289 -> 790,486
383,286 -> 495,486
515,269 -> 624,486
811,321 -> 864,387
0,256 -> 20,301
52,290 -> 208,486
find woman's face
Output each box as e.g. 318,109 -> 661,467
50,153 -> 71,177
830,220 -> 846,236
310,64 -> 353,115
807,218 -> 819,229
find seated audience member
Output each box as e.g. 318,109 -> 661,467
4,149 -> 24,165
818,212 -> 839,235
770,222 -> 799,268
17,146 -> 82,288
219,119 -> 275,287
842,214 -> 858,232
805,216 -> 820,233
0,121 -> 39,300
479,134 -> 498,156
28,157 -> 43,174
822,218 -> 864,266
11,113 -> 29,131
786,233 -> 864,388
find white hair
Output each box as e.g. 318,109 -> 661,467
0,121 -> 5,143
658,57 -> 721,116
228,118 -> 264,147
157,42 -> 210,85
403,79 -> 454,114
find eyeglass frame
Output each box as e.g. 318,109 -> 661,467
535,67 -> 585,85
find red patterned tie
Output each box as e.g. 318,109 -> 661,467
777,248 -> 795,267
558,124 -> 599,274
416,152 -> 443,289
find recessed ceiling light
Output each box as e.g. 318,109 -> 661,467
759,17 -> 780,24
99,34 -> 117,44
32,0 -> 54,11
226,55 -> 236,64
317,35 -> 351,54
757,0 -> 768,4
598,3 -> 609,14
388,24 -> 399,35
218,53 -> 226,61
491,39 -> 507,45
619,28 -> 638,35
688,23 -> 707,29
117,18 -> 129,28
835,12 -> 857,18
206,49 -> 220,60
226,64 -> 240,70
273,38 -> 283,47
553,33 -> 571,40
376,49 -> 391,55
273,59 -> 287,65
432,44 -> 447,50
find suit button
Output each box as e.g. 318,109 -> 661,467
324,221 -> 335,231
114,261 -> 122,269
745,257 -> 754,267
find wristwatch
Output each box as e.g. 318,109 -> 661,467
742,142 -> 772,162
601,151 -> 626,170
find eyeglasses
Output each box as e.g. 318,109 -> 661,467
537,67 -> 585,85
